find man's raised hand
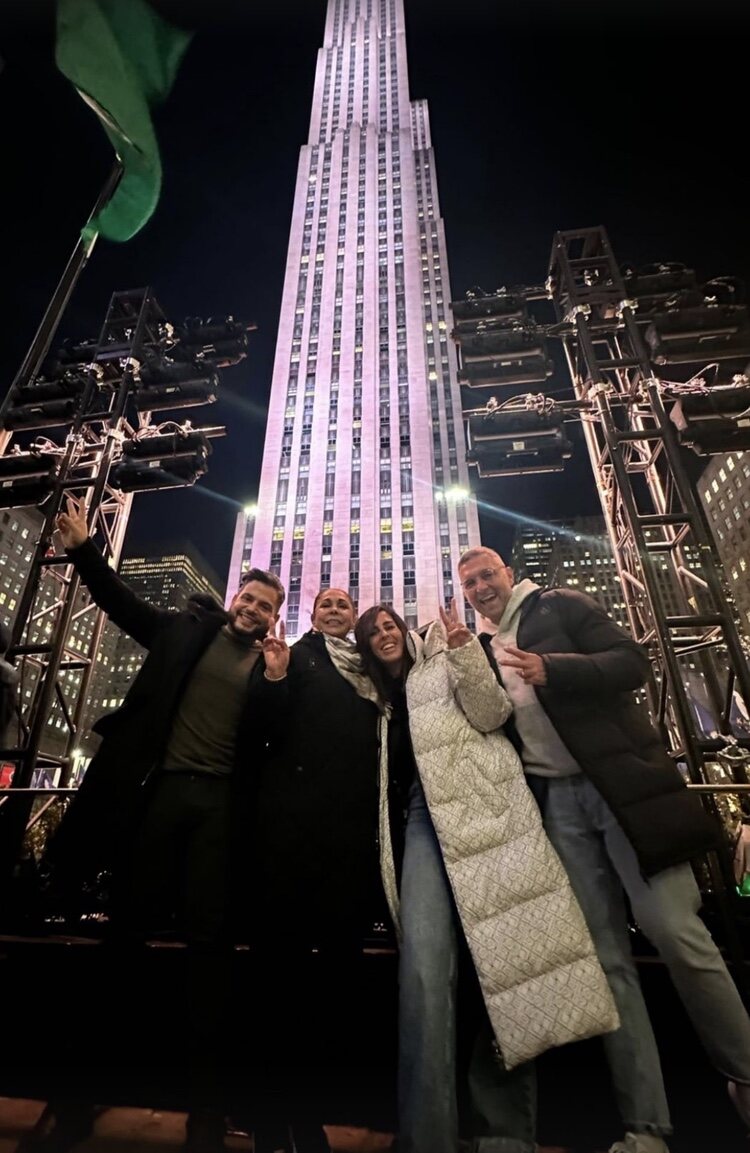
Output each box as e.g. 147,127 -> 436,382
55,495 -> 90,551
262,618 -> 290,681
439,598 -> 473,650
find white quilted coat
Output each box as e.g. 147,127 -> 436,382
387,621 -> 620,1069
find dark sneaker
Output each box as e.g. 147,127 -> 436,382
289,1121 -> 331,1152
16,1103 -> 97,1153
184,1108 -> 226,1153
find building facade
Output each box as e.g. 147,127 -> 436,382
227,0 -> 480,636
510,517 -> 629,626
0,507 -> 39,636
510,514 -> 729,733
0,506 -> 76,764
699,451 -> 750,636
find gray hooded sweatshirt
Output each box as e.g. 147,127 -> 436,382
489,579 -> 581,778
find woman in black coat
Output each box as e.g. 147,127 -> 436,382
248,588 -> 389,1153
251,587 -> 386,944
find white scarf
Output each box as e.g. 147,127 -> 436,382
323,634 -> 392,717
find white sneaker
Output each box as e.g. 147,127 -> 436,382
608,1134 -> 670,1153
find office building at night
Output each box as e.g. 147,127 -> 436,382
227,0 -> 480,636
699,451 -> 750,636
510,517 -> 628,627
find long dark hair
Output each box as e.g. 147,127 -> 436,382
354,604 -> 413,702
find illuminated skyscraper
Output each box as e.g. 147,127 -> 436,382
227,0 -> 480,637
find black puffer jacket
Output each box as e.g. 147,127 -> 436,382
480,587 -> 721,876
250,629 -> 388,945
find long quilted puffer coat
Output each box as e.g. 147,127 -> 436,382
381,621 -> 619,1069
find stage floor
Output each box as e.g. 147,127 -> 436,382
0,936 -> 746,1152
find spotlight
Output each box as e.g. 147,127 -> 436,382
668,382 -> 750,455
451,289 -> 527,332
457,325 -> 552,388
136,355 -> 221,410
109,452 -> 209,493
0,452 -> 58,508
465,403 -> 572,476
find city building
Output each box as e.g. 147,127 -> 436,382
509,523 -> 558,592
227,0 -> 480,636
699,451 -> 750,636
510,514 -> 728,733
510,517 -> 628,626
0,507 -> 39,635
0,506 -> 77,765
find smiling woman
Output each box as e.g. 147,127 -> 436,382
351,601 -> 619,1153
310,587 -> 356,638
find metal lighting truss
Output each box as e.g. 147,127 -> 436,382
0,287 -> 251,887
453,228 -> 750,951
546,228 -> 750,778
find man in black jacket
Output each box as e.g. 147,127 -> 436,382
32,496 -> 289,1153
458,545 -> 750,1153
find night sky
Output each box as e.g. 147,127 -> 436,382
2,0 -> 748,583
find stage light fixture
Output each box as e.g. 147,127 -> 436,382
132,364 -> 219,415
109,451 -> 209,493
457,324 -> 553,389
122,430 -> 211,461
645,301 -> 750,365
451,289 -> 527,332
465,402 -> 572,477
622,262 -> 698,312
2,397 -> 79,431
173,317 -> 250,367
668,383 -> 750,455
0,452 -> 59,508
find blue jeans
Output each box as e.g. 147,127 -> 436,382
398,780 -> 536,1153
539,774 -> 750,1136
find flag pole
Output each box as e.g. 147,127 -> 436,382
0,160 -> 123,442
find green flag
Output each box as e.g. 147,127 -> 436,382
56,0 -> 192,243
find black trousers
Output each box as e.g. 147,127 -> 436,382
111,770 -> 234,1112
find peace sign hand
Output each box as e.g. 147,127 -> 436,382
262,618 -> 290,681
499,644 -> 547,686
439,598 -> 473,650
55,494 -> 90,551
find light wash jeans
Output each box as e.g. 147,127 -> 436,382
398,780 -> 536,1153
539,774 -> 750,1136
